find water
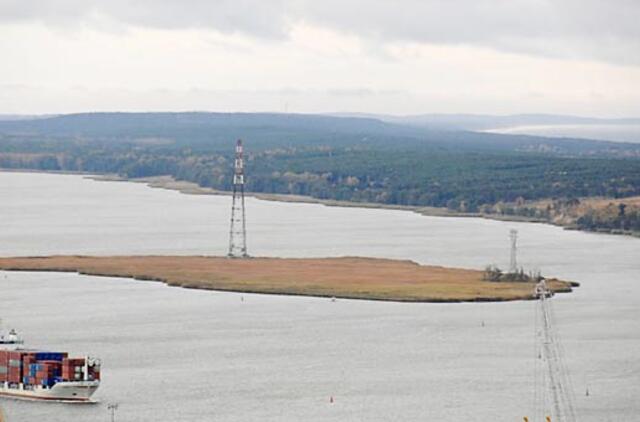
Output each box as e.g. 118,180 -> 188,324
486,124 -> 640,144
0,171 -> 638,421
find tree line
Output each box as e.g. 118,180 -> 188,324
1,135 -> 640,234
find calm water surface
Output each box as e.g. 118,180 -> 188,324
486,124 -> 640,144
0,172 -> 638,422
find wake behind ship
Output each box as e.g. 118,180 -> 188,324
0,330 -> 100,402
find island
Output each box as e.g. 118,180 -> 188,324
0,256 -> 576,303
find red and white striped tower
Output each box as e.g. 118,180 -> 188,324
228,139 -> 248,258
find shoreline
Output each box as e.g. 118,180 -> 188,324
2,168 -> 637,237
0,256 -> 577,303
86,173 -> 551,223
86,174 -> 640,237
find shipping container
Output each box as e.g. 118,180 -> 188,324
35,352 -> 67,361
0,331 -> 100,401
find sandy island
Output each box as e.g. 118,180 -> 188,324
0,256 -> 576,303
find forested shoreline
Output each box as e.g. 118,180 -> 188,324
1,112 -> 639,235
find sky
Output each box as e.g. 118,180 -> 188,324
0,0 -> 639,117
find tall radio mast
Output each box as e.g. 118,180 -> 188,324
509,229 -> 518,273
228,139 -> 248,258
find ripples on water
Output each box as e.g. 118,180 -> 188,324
0,172 -> 638,421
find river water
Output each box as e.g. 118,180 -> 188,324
485,124 -> 640,144
0,171 -> 638,422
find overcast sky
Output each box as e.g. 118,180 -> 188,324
1,0 -> 639,116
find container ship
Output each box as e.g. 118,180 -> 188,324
0,330 -> 100,402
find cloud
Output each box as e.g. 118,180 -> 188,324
0,0 -> 291,38
1,0 -> 639,64
326,88 -> 375,97
1,1 -> 639,116
294,0 -> 640,66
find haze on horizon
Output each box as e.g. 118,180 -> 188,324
1,0 -> 639,118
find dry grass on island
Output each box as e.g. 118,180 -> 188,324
0,256 -> 576,303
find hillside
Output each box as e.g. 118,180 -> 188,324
1,112 -> 640,233
1,112 -> 640,155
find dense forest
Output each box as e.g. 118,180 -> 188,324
1,112 -> 639,233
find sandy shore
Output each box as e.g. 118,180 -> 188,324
5,169 -> 634,236
90,174 -> 640,237
88,174 -> 547,223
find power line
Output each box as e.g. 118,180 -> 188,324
533,281 -> 577,422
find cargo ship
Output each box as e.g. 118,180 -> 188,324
0,330 -> 100,402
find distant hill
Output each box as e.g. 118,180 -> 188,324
1,112 -> 640,234
0,112 -> 640,236
1,111 -> 640,157
331,112 -> 640,131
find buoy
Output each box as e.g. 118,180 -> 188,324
586,387 -> 589,396
331,297 -> 336,302
481,321 -> 485,327
329,396 -> 334,403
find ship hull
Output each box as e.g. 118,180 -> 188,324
0,380 -> 99,402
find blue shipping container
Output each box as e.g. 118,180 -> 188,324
35,352 -> 64,361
